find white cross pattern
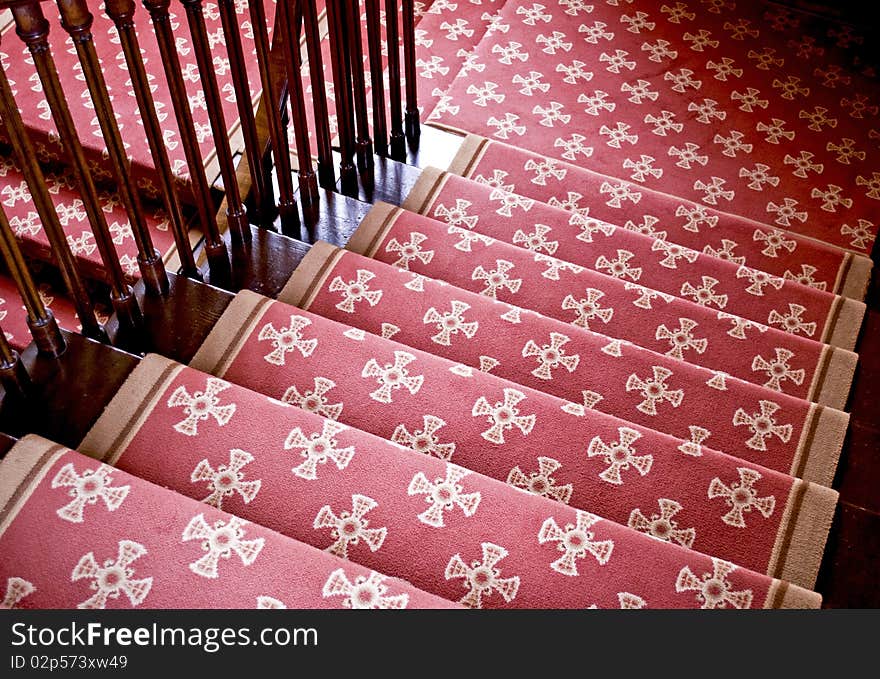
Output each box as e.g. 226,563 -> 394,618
472,388 -> 536,444
562,288 -> 614,330
656,318 -> 708,360
3,577 -> 35,609
322,569 -> 409,609
626,366 -> 684,415
587,427 -> 653,485
676,558 -> 753,609
282,377 -> 344,420
751,348 -> 805,391
191,449 -> 261,510
408,464 -> 481,528
472,260 -> 522,298
524,157 -> 567,185
257,315 -> 318,365
423,300 -> 479,346
538,511 -> 614,576
507,456 -> 573,504
362,351 -> 424,403
490,188 -> 535,216
434,198 -> 479,229
733,400 -> 793,451
285,420 -> 356,480
392,415 -> 456,460
314,494 -> 388,559
71,540 -> 153,609
767,303 -> 817,336
385,232 -> 434,270
678,425 -> 712,456
708,468 -> 776,527
534,254 -> 584,280
445,542 -> 520,608
167,378 -> 236,436
652,240 -> 700,269
522,332 -> 580,380
628,499 -> 696,548
51,462 -> 129,523
329,270 -> 383,314
512,224 -> 558,255
596,249 -> 642,281
681,276 -> 728,308
736,267 -> 785,296
182,515 -> 264,579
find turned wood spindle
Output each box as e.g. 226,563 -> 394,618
0,202 -> 66,357
302,0 -> 334,189
0,37 -> 106,342
325,0 -> 357,192
10,1 -> 142,336
104,0 -> 202,282
55,0 -> 169,297
401,0 -> 419,140
385,0 -> 405,157
364,0 -> 387,156
344,0 -> 374,173
179,0 -> 250,244
0,322 -> 31,398
216,0 -> 272,224
141,0 -> 231,283
248,0 -> 299,225
279,0 -> 318,208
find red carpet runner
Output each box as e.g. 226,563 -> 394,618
401,167 -> 865,345
278,241 -> 848,472
427,0 -> 880,254
347,202 -> 857,402
76,354 -> 823,607
188,291 -> 839,583
0,436 -> 452,609
447,134 -> 873,299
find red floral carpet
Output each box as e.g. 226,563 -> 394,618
427,0 -> 880,254
0,436 -> 452,609
73,353 -> 823,607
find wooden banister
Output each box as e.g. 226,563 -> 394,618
385,0 -> 404,158
325,0 -> 357,192
0,322 -> 31,397
344,0 -> 374,173
55,0 -> 170,298
0,34 -> 106,342
0,202 -> 66,356
364,0 -> 387,156
104,0 -> 202,283
401,0 -> 419,140
301,0 -> 334,189
179,0 -> 250,245
9,0 -> 143,336
141,0 -> 231,284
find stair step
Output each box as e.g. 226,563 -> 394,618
425,0 -> 880,255
0,434 -> 451,609
0,270 -> 95,353
0,1 -> 277,201
77,352 -> 825,605
446,134 -> 874,300
0,151 -> 181,285
404,166 -> 863,339
346,201 -> 858,398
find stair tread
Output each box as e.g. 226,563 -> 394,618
445,134 -> 874,300
77,352 -> 826,605
347,202 -> 856,400
404,167 -> 860,344
0,434 -> 451,609
425,0 -> 880,254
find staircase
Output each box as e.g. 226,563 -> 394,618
0,0 -> 878,609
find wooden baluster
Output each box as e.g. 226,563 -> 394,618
385,0 -> 404,158
364,0 -> 387,156
0,322 -> 31,398
216,0 -> 272,224
0,202 -> 66,357
279,0 -> 318,207
55,0 -> 170,297
141,0 -> 230,283
302,0 -> 334,189
104,0 -> 201,282
0,36 -> 106,342
10,1 -> 142,336
179,0 -> 250,244
401,0 -> 419,140
248,0 -> 299,225
344,0 -> 374,173
325,0 -> 357,192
